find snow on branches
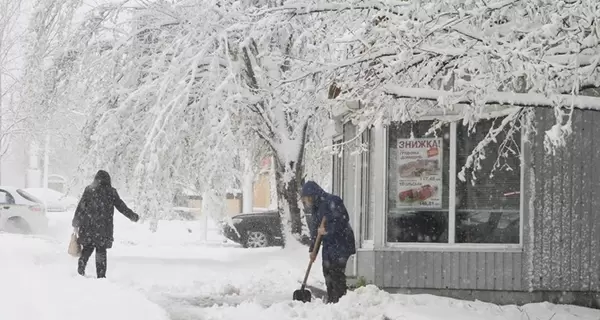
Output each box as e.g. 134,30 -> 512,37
63,1 -> 332,232
262,0 -> 600,181
273,0 -> 600,100
54,0 -> 599,225
44,2 -> 239,220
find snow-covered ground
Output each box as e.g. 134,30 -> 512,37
2,211 -> 600,320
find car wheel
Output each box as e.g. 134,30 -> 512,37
4,217 -> 31,234
245,231 -> 269,248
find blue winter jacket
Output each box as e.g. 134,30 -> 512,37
302,181 -> 356,264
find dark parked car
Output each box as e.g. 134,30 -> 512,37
222,210 -> 313,248
222,211 -> 284,248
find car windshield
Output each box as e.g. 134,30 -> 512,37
16,189 -> 43,204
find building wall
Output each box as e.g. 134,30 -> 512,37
351,108 -> 600,298
530,108 -> 600,292
351,118 -> 532,292
253,172 -> 271,209
371,250 -> 525,291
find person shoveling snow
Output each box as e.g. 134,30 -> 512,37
301,181 -> 356,304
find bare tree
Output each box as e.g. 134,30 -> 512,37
0,0 -> 26,181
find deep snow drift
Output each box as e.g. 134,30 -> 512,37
1,211 -> 600,320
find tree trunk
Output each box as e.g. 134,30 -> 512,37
273,141 -> 308,244
272,121 -> 311,245
275,167 -> 303,236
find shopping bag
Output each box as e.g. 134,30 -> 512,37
68,232 -> 81,257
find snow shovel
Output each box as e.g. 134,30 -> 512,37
293,217 -> 326,303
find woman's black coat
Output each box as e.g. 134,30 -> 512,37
72,171 -> 139,249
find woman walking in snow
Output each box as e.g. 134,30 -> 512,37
72,170 -> 140,278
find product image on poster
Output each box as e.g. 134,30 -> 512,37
396,138 -> 443,208
398,159 -> 440,178
398,184 -> 438,203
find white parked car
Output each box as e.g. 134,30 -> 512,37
0,186 -> 48,234
24,188 -> 78,212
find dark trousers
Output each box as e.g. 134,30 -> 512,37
78,245 -> 107,278
322,258 -> 348,303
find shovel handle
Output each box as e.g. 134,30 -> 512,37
301,217 -> 326,290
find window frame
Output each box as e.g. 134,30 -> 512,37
335,118 -> 376,249
361,127 -> 375,247
384,114 -> 525,251
340,121 -> 363,256
331,136 -> 343,198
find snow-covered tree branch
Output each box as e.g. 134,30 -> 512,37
267,0 -> 600,116
57,1 -> 333,240
260,0 -> 600,181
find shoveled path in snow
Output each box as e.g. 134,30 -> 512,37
107,243 -> 326,320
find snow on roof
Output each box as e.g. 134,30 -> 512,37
385,86 -> 600,111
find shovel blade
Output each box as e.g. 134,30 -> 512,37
293,289 -> 312,302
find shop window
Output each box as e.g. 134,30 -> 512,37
387,121 -> 450,243
455,119 -> 521,244
386,117 -> 522,245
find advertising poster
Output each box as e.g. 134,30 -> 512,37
396,138 -> 443,208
